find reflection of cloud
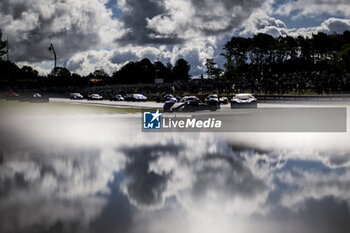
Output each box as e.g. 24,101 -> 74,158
121,145 -> 182,209
2,110 -> 350,232
0,149 -> 123,233
120,143 -> 267,215
275,163 -> 350,212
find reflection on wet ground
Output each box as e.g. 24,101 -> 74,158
0,112 -> 350,233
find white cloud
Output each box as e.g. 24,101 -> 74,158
239,11 -> 288,37
66,49 -> 121,76
286,17 -> 350,37
146,0 -> 264,40
274,0 -> 350,19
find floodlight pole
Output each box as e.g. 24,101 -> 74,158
48,43 -> 57,69
6,37 -> 10,88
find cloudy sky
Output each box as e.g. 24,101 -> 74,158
1,0 -> 350,76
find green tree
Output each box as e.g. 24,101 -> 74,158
93,69 -> 109,78
140,58 -> 155,83
173,58 -> 190,81
154,61 -> 173,82
205,58 -> 222,79
48,67 -> 71,78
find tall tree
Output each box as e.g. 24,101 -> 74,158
205,58 -> 222,79
173,58 -> 190,81
140,58 -> 155,83
48,67 -> 71,78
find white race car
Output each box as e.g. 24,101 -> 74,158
230,93 -> 257,108
125,94 -> 147,102
87,93 -> 103,100
70,93 -> 83,100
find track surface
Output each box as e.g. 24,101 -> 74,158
50,98 -> 349,132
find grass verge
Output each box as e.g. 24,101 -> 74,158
0,99 -> 143,115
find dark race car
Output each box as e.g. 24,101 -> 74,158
156,94 -> 180,103
109,94 -> 124,101
163,96 -> 220,112
204,94 -> 229,104
230,93 -> 257,108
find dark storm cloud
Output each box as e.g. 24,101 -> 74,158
110,50 -> 139,64
118,0 -> 263,45
0,0 -> 28,20
0,0 -> 107,63
118,0 -> 183,45
190,0 -> 263,35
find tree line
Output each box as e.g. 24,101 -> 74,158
1,28 -> 350,90
221,31 -> 350,78
0,57 -> 191,88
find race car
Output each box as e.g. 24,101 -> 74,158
156,94 -> 179,103
205,94 -> 229,104
87,93 -> 103,100
163,95 -> 220,112
70,93 -> 84,100
33,93 -> 42,98
110,94 -> 124,101
230,93 -> 257,108
124,94 -> 147,102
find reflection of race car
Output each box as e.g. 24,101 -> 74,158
230,93 -> 257,108
87,93 -> 103,100
205,94 -> 229,104
124,94 -> 147,102
30,92 -> 49,102
4,91 -> 20,100
164,96 -> 220,112
109,94 -> 124,101
70,93 -> 83,100
9,91 -> 20,97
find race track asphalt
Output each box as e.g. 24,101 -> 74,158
50,98 -> 349,132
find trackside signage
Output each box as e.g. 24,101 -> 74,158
142,108 -> 347,133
